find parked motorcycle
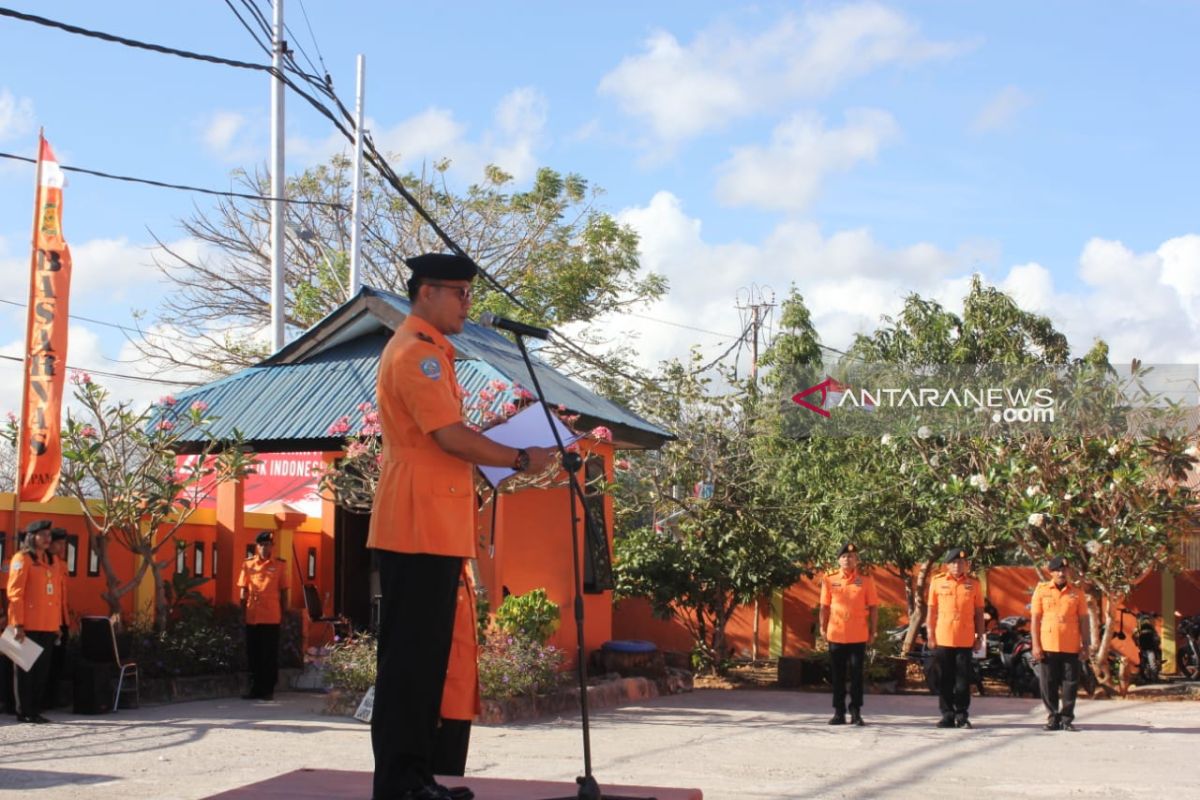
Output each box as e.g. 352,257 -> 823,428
1122,608 -> 1162,685
1174,612 -> 1200,680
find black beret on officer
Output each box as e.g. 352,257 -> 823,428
50,528 -> 68,542
255,531 -> 274,545
404,253 -> 478,291
943,546 -> 968,564
837,542 -> 859,557
24,519 -> 52,534
1048,555 -> 1068,570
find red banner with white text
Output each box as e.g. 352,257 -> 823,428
19,136 -> 73,502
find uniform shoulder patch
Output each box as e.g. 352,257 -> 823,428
420,357 -> 442,380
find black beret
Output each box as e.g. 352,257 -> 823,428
255,531 -> 274,545
837,542 -> 859,557
944,546 -> 968,564
1048,555 -> 1068,570
23,519 -> 52,534
50,528 -> 69,542
404,253 -> 478,283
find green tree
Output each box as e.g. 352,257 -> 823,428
53,377 -> 256,630
614,356 -> 807,673
139,157 -> 666,382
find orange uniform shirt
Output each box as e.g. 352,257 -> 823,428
1031,580 -> 1089,653
927,572 -> 984,648
440,564 -> 481,721
5,551 -> 67,632
820,569 -> 879,644
238,556 -> 289,625
367,316 -> 475,558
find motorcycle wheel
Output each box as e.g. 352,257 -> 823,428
1142,652 -> 1160,684
1179,647 -> 1200,680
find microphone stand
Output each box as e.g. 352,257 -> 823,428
507,331 -> 653,800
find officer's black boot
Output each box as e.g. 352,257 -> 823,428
828,712 -> 846,725
850,708 -> 865,726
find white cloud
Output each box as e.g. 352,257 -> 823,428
715,109 -> 898,211
287,87 -> 549,183
604,193 -> 1200,373
0,88 -> 35,142
971,85 -> 1032,133
599,2 -> 971,150
200,110 -> 260,164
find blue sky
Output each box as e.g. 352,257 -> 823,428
1,1 -> 1199,410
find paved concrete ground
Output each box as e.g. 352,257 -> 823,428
1,689 -> 1197,799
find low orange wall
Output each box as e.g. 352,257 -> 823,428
613,565 -> 1200,660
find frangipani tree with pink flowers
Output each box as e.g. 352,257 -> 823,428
33,375 -> 255,628
317,379 -> 614,514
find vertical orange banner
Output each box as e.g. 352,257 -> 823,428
19,135 -> 73,502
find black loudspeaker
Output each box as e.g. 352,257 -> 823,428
73,660 -> 116,714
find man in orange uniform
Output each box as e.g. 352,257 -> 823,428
369,252 -> 553,800
927,546 -> 985,728
6,519 -> 67,723
1031,555 -> 1091,732
819,542 -> 879,726
237,531 -> 289,701
431,564 -> 480,780
42,528 -> 72,709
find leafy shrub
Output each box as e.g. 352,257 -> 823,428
114,603 -> 303,679
494,588 -> 559,644
478,633 -> 565,699
865,604 -> 905,682
324,632 -> 377,694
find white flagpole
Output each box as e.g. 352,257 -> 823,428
269,0 -> 287,350
349,54 -> 366,299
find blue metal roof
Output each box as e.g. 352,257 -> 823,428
169,286 -> 671,451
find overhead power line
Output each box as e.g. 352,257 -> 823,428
0,151 -> 346,209
0,354 -> 202,386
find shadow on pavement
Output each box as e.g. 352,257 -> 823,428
0,766 -> 118,788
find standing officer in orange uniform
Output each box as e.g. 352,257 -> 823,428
1031,555 -> 1091,731
819,542 -> 879,726
237,531 -> 289,701
5,519 -> 67,723
42,528 -> 72,709
369,252 -> 554,800
926,546 -> 985,728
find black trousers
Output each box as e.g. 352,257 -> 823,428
42,626 -> 68,708
14,630 -> 57,718
372,551 -> 461,799
432,719 -> 473,777
1039,650 -> 1080,722
245,623 -> 280,698
935,646 -> 973,719
829,641 -> 866,713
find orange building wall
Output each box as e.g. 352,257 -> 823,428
613,564 -> 1200,660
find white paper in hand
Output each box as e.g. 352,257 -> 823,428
1,626 -> 45,672
477,401 -> 579,488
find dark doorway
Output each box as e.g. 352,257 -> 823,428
334,507 -> 374,629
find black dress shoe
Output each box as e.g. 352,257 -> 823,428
445,786 -> 474,800
1061,721 -> 1078,732
828,713 -> 846,725
956,716 -> 972,729
16,714 -> 32,723
936,717 -> 956,728
850,711 -> 865,727
1043,719 -> 1060,731
30,714 -> 51,724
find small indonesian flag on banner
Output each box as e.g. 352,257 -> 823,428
19,135 -> 73,503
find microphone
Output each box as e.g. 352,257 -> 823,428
478,312 -> 551,341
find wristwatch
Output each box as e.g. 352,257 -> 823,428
513,448 -> 530,472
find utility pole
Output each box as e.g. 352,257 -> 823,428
348,53 -> 366,298
737,285 -> 775,661
269,0 -> 287,351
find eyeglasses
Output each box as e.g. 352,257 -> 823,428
424,281 -> 473,302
